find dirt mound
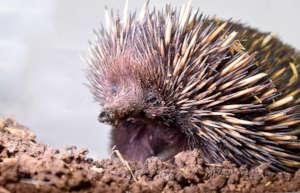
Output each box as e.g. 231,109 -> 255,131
0,118 -> 299,193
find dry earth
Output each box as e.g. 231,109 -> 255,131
0,118 -> 299,193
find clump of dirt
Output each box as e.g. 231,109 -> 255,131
0,117 -> 300,193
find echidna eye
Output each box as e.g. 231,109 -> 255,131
111,85 -> 117,96
146,92 -> 158,104
148,96 -> 157,103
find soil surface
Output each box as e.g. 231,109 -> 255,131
0,118 -> 300,193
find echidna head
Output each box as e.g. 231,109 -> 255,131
96,51 -> 145,124
91,46 -> 186,161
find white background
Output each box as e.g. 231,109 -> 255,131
1,0 -> 299,159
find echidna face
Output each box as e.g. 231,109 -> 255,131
87,1 -> 300,171
92,49 -> 187,161
95,54 -> 145,124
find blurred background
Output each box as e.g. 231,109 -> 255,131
1,0 -> 299,159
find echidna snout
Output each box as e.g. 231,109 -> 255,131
87,0 -> 300,172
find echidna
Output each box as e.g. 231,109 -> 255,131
86,0 -> 300,172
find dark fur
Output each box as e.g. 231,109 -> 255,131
112,116 -> 187,161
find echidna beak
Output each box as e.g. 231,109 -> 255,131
98,109 -> 114,124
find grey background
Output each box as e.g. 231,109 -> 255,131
1,0 -> 299,159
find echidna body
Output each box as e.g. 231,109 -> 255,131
86,1 -> 300,171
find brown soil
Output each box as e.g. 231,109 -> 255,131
0,118 -> 300,193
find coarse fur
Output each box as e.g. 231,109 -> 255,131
86,0 -> 300,171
